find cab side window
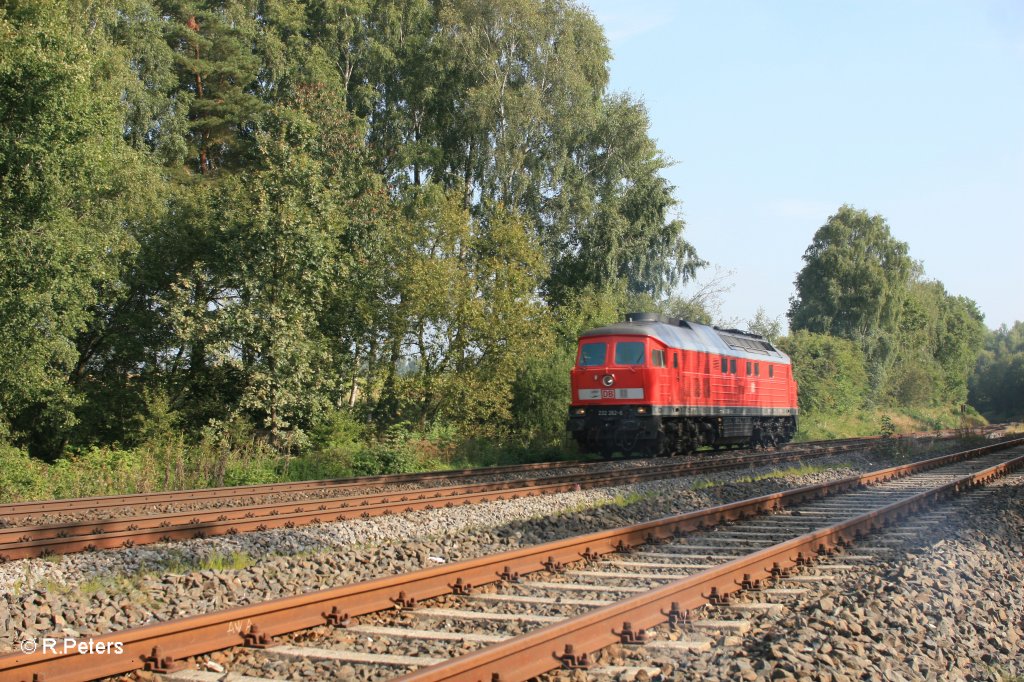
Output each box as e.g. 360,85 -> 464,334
673,353 -> 679,368
730,359 -> 737,374
769,365 -> 774,378
651,349 -> 666,367
746,361 -> 752,376
721,358 -> 728,373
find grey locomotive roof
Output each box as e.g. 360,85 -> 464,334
580,312 -> 792,365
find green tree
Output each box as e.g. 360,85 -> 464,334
545,94 -> 704,302
0,0 -> 153,456
108,0 -> 188,162
788,205 -> 912,392
747,307 -> 782,343
886,280 -> 984,406
789,205 -> 912,342
159,0 -> 265,173
777,331 -> 869,415
377,185 -> 550,431
969,322 -> 1024,420
1,0 -> 708,468
190,88 -> 381,444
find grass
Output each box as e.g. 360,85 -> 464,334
735,462 -> 842,483
159,549 -> 255,574
691,463 -> 848,490
986,668 -> 1024,682
1003,422 -> 1024,436
0,401 -> 997,505
793,405 -> 987,442
551,489 -> 661,516
690,478 -> 718,491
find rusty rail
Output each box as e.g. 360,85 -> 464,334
0,427 -> 997,521
1,436 -> 1018,682
0,439 -> 886,560
397,445 -> 1024,682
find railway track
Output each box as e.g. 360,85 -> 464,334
1,436 -> 1019,682
1,428 -> 992,523
0,430 -> 993,561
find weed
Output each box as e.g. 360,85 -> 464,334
732,463 -> 845,485
690,479 -> 718,491
554,489 -> 660,516
986,667 -> 1024,682
199,550 -> 253,572
158,549 -> 254,574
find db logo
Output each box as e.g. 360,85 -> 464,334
601,389 -> 614,399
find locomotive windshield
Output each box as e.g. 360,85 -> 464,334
578,342 -> 607,366
614,341 -> 645,365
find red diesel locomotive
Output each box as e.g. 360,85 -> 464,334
567,313 -> 799,456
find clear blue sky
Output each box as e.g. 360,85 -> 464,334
583,0 -> 1024,331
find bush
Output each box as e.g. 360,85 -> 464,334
510,348 -> 575,446
50,447 -> 150,498
778,331 -> 869,415
0,444 -> 51,502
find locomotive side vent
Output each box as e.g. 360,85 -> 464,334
720,333 -> 774,355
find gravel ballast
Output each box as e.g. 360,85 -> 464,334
576,471 -> 1024,682
0,438 -> 1007,660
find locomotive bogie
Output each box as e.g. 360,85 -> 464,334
567,410 -> 796,457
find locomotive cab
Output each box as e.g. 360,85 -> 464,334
568,334 -> 666,456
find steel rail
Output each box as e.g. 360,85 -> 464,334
0,460 -> 591,519
0,427 -> 994,521
396,447 -> 1024,682
1,436 -> 1018,682
0,440 -> 884,560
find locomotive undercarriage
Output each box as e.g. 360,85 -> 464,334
568,410 -> 796,458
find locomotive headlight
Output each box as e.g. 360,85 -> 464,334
573,408 -> 586,416
636,407 -> 648,414
601,374 -> 615,387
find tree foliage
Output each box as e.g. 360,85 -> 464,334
777,331 -> 868,415
788,205 -> 985,410
747,307 -> 782,344
3,0 -> 993,468
969,322 -> 1024,421
788,205 -> 911,356
0,0 -> 156,453
0,0 -> 702,459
